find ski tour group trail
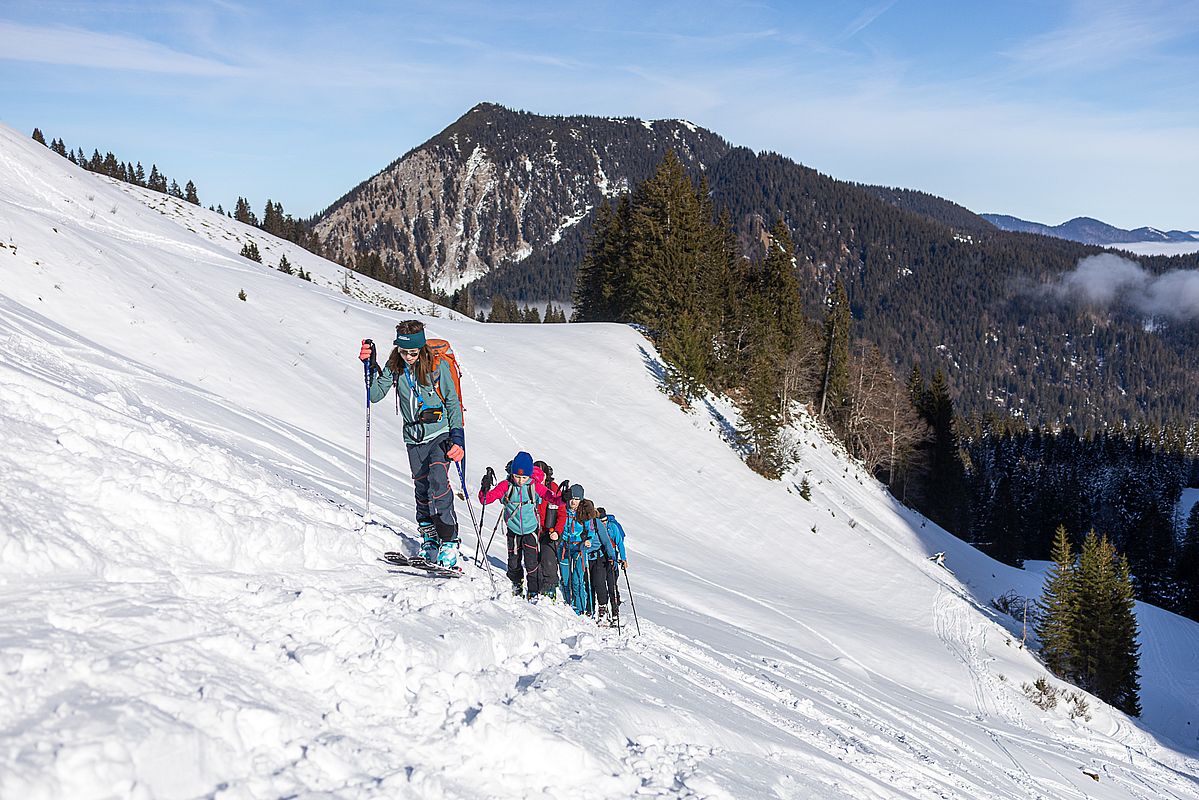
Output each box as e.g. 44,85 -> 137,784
2,123 -> 1199,799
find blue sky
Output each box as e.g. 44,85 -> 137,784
2,0 -> 1197,229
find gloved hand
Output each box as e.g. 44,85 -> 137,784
558,480 -> 570,499
446,444 -> 464,462
359,339 -> 376,363
620,559 -> 627,570
481,466 -> 495,495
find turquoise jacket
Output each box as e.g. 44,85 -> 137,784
369,360 -> 463,447
561,511 -> 616,562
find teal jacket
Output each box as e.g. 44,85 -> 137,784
369,360 -> 463,447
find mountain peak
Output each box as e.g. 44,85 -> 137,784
316,105 -> 730,292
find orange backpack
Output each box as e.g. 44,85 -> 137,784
426,338 -> 465,416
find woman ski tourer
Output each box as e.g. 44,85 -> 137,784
359,320 -> 464,568
557,485 -> 615,616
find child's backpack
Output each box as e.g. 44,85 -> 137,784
427,338 -> 465,415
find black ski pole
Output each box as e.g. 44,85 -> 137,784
361,340 -> 375,525
622,564 -> 641,636
473,467 -> 495,564
456,459 -> 482,547
480,512 -> 502,568
582,550 -> 593,618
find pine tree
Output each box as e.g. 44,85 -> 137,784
573,200 -> 614,321
755,220 -> 805,349
239,242 -> 262,262
168,179 -> 183,198
1036,525 -> 1078,676
134,162 -> 146,186
659,309 -> 710,402
185,180 -> 200,205
148,165 -> 167,193
278,254 -> 294,275
923,368 -> 969,535
1107,554 -> 1142,716
31,128 -> 46,146
983,474 -> 1025,567
1072,530 -> 1110,694
262,200 -> 284,237
1179,504 -> 1199,620
234,197 -> 256,225
819,280 -> 851,427
742,344 -> 786,478
625,150 -> 712,338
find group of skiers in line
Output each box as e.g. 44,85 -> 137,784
479,451 -> 629,623
359,320 -> 629,625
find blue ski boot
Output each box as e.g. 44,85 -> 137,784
437,539 -> 460,570
418,525 -> 439,563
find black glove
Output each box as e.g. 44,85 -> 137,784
558,479 -> 570,499
481,466 -> 495,496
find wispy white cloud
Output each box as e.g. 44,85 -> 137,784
838,0 -> 899,42
1002,0 -> 1199,75
0,20 -> 244,76
421,34 -> 586,70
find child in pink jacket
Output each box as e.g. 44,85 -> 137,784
479,451 -> 561,597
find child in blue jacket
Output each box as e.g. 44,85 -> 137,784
597,507 -> 627,622
580,500 -> 618,621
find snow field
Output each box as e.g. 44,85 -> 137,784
2,122 -> 1199,798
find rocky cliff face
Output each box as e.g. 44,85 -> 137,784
315,103 -> 730,293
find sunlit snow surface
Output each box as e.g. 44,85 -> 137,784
2,124 -> 1198,799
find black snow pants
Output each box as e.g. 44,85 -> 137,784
587,556 -> 614,608
507,532 -> 542,595
537,533 -> 560,595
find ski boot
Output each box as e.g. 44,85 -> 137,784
597,604 -> 609,625
417,524 -> 439,563
437,539 -> 460,570
511,581 -> 524,597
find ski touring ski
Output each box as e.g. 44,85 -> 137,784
379,551 -> 463,579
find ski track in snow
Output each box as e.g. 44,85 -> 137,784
3,123 -> 1199,799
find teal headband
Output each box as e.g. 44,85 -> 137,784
394,330 -> 427,349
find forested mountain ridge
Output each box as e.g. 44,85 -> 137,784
319,104 -> 1199,429
703,148 -> 1199,429
314,102 -> 730,294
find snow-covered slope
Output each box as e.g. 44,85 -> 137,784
3,124 -> 1198,799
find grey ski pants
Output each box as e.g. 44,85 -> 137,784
407,433 -> 458,540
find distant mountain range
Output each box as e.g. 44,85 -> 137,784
981,214 -> 1199,246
